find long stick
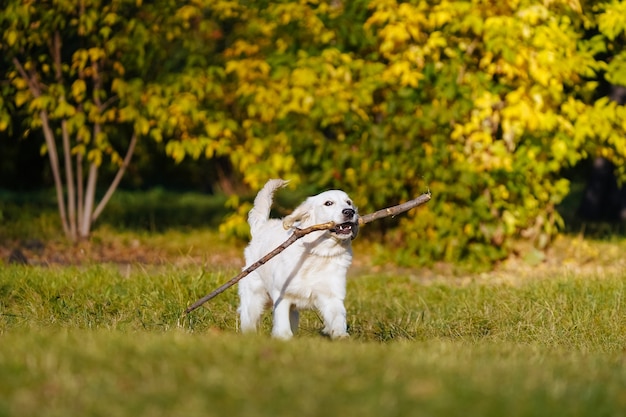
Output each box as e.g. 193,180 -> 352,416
185,191 -> 431,314
358,190 -> 431,225
185,222 -> 334,314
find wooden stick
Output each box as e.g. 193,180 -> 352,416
184,222 -> 334,314
358,190 -> 431,225
185,191 -> 431,314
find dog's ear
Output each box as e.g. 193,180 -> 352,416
283,200 -> 312,230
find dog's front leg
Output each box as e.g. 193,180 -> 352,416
272,299 -> 294,339
317,297 -> 349,339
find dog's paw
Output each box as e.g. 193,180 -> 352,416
272,329 -> 294,340
322,327 -> 349,340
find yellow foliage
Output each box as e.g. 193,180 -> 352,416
14,90 -> 31,107
71,79 -> 86,102
291,67 -> 317,87
597,1 -> 626,41
176,5 -> 200,20
87,149 -> 102,167
135,118 -> 150,136
224,40 -> 260,58
87,47 -> 105,62
4,0 -> 626,264
225,59 -> 271,81
382,61 -> 422,87
52,100 -> 76,118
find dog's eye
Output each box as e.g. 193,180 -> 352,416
346,200 -> 352,206
324,201 -> 334,206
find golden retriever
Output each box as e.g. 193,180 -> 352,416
238,179 -> 358,339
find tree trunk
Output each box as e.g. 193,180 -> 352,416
40,110 -> 72,239
92,132 -> 138,222
79,163 -> 98,239
76,153 -> 84,226
61,119 -> 77,238
11,50 -> 139,242
12,57 -> 73,239
52,31 -> 77,239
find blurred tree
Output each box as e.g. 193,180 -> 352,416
2,0 -> 626,266
0,0 -> 234,240
212,0 -> 626,265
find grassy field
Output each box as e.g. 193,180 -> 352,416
2,189 -> 626,416
1,251 -> 626,417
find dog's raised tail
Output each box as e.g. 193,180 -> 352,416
248,179 -> 289,237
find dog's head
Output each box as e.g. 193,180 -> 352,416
283,190 -> 359,240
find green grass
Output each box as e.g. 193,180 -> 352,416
1,263 -> 626,417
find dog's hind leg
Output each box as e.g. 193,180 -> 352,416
271,299 -> 294,339
238,272 -> 268,333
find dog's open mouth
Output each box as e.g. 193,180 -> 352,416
331,222 -> 356,235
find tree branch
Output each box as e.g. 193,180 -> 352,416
12,57 -> 72,238
185,191 -> 432,314
12,57 -> 41,96
52,30 -> 78,239
79,59 -> 104,239
80,164 -> 98,238
76,151 -> 84,226
39,110 -> 72,239
91,131 -> 138,222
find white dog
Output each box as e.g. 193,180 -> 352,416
238,179 -> 359,339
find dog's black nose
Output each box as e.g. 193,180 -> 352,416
342,208 -> 355,218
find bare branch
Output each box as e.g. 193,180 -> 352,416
76,151 -> 84,225
185,192 -> 432,314
91,131 -> 138,222
39,110 -> 72,239
79,59 -> 105,239
80,164 -> 98,239
75,65 -> 88,225
52,31 -> 63,82
12,57 -> 41,96
100,95 -> 119,112
61,118 -> 77,238
79,123 -> 100,239
92,60 -> 103,107
13,57 -> 72,238
51,30 -> 78,239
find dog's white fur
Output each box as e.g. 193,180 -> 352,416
238,179 -> 359,339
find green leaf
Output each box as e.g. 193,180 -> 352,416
52,100 -> 76,118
